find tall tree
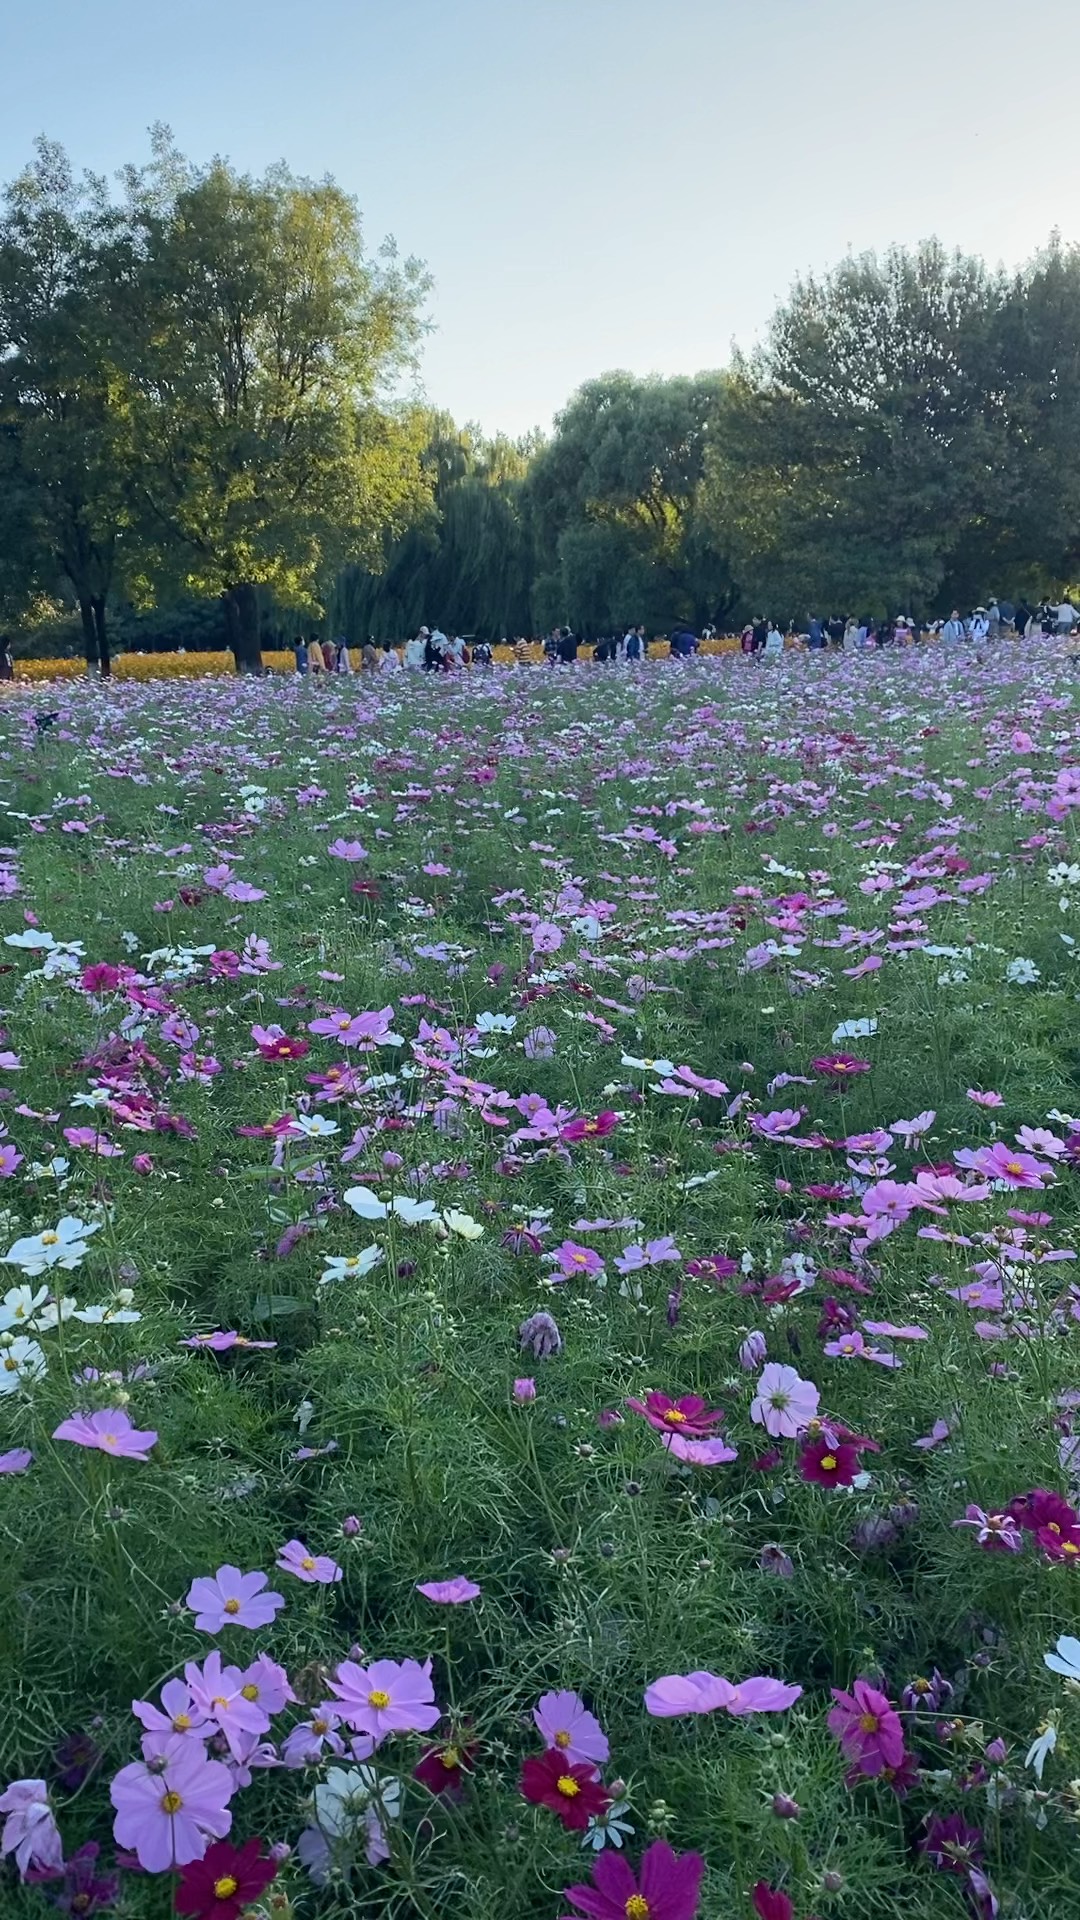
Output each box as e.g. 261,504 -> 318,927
525,372 -> 732,634
0,139 -> 137,674
124,149 -> 431,671
705,242 -> 1006,616
330,416 -> 535,641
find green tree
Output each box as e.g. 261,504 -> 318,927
124,147 -> 431,671
705,242 -> 1011,616
330,416 -> 535,641
525,371 -> 732,634
0,138 -> 137,674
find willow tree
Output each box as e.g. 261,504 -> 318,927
125,150 -> 431,671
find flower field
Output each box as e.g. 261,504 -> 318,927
2,648 -> 1080,1920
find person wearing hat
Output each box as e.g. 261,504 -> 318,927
969,607 -> 989,642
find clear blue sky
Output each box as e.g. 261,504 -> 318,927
5,0 -> 1078,437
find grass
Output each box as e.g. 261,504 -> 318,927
0,647 -> 1078,1918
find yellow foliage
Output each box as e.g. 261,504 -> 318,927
12,636 -> 745,683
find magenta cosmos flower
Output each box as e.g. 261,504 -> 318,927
416,1576 -> 481,1604
110,1733 -> 233,1871
329,1656 -> 441,1740
276,1539 -> 342,1585
626,1392 -> 724,1437
750,1364 -> 819,1438
52,1408 -> 158,1460
971,1142 -> 1050,1189
560,1839 -> 705,1920
827,1679 -> 906,1776
811,1052 -> 871,1080
533,1689 -> 609,1766
185,1566 -> 285,1632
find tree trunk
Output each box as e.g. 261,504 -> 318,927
91,598 -> 110,679
223,582 -> 263,675
79,598 -> 100,677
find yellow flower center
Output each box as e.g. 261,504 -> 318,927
241,1684 -> 260,1702
1064,1542 -> 1080,1558
556,1775 -> 580,1798
213,1876 -> 239,1899
223,1597 -> 241,1615
368,1689 -> 391,1709
1006,1161 -> 1023,1175
312,1717 -> 329,1735
172,1713 -> 192,1731
2,1358 -> 16,1371
301,1556 -> 316,1571
338,1015 -> 352,1028
439,1745 -> 460,1769
159,1790 -> 183,1814
626,1900 -> 650,1920
212,1696 -> 230,1710
553,1730 -> 571,1749
858,1712 -> 879,1733
821,1454 -> 838,1471
101,1434 -> 118,1449
663,1409 -> 687,1424
41,1233 -> 59,1246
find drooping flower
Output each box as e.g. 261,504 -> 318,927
1045,1633 -> 1080,1680
750,1364 -> 819,1438
827,1679 -> 906,1776
175,1836 -> 278,1918
414,1736 -> 479,1799
22,1838 -> 118,1911
52,1408 -> 158,1460
0,1778 -> 63,1876
185,1566 -> 285,1632
276,1539 -> 342,1585
559,1839 -> 705,1920
919,1813 -> 985,1875
520,1747 -> 609,1831
109,1733 -> 233,1871
329,1656 -> 441,1740
533,1690 -> 609,1766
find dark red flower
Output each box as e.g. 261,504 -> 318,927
799,1434 -> 861,1487
519,1746 -> 609,1830
257,1035 -> 310,1062
414,1736 -> 479,1798
174,1838 -> 278,1919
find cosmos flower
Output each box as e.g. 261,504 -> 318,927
750,1364 -> 819,1438
560,1841 -> 705,1920
185,1566 -> 286,1632
520,1748 -> 609,1830
52,1408 -> 158,1460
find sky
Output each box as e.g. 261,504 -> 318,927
4,0 -> 1080,438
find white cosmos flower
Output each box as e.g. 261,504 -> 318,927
0,1284 -> 49,1331
1044,1635 -> 1080,1682
1025,1722 -> 1057,1780
4,1217 -> 100,1275
314,1766 -> 402,1838
73,1302 -> 141,1324
32,1296 -> 77,1329
1006,957 -> 1040,986
4,929 -> 56,950
292,1114 -> 339,1139
392,1196 -> 438,1225
440,1209 -> 484,1240
621,1053 -> 676,1078
474,1011 -> 516,1034
832,1017 -> 877,1043
0,1335 -> 47,1391
343,1186 -> 387,1220
320,1249 -> 383,1284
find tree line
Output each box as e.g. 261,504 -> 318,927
4,131 -> 1080,669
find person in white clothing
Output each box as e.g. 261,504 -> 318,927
404,634 -> 426,669
763,622 -> 784,658
969,608 -> 989,642
1057,600 -> 1079,632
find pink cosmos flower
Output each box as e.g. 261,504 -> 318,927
967,1089 -> 1004,1108
109,1733 -> 233,1871
329,1656 -> 441,1740
952,1505 -> 1024,1552
662,1434 -> 738,1465
0,1779 -> 63,1877
327,839 -> 368,861
0,1448 -> 32,1473
827,1679 -> 906,1776
723,1676 -> 803,1715
531,921 -> 564,954
626,1392 -> 724,1437
52,1409 -> 158,1460
560,1840 -> 705,1920
132,1679 -> 211,1741
533,1689 -> 609,1765
181,1330 -> 277,1352
751,1109 -> 803,1137
181,1651 -> 270,1762
644,1671 -> 800,1717
750,1364 -> 819,1438
550,1240 -> 605,1280
969,1143 -> 1051,1189
416,1576 -> 481,1604
914,1418 -> 951,1451
276,1539 -> 342,1585
185,1566 -> 285,1632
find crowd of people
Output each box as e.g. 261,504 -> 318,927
291,595 -> 1080,678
